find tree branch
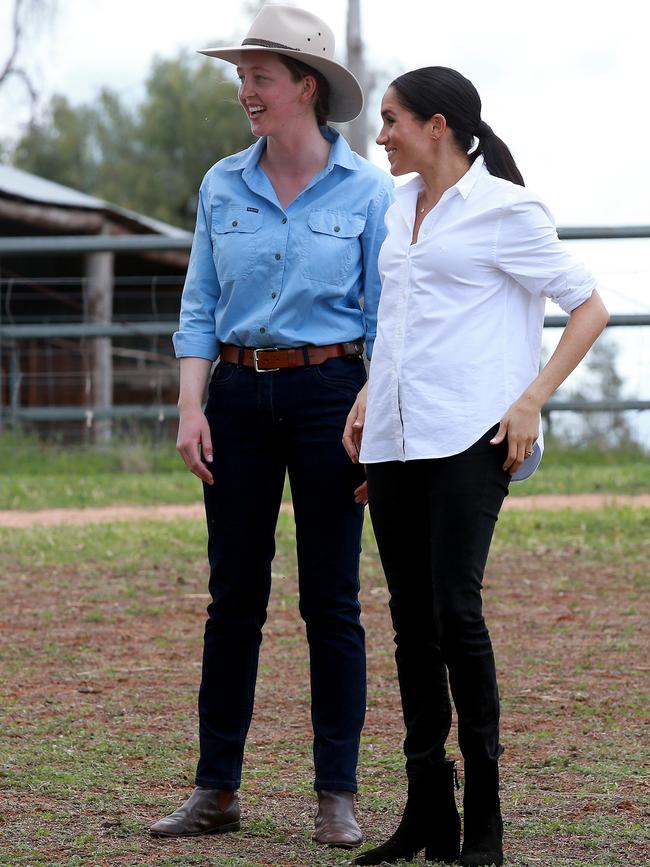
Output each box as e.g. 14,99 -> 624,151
0,0 -> 47,94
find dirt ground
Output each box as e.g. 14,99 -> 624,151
1,493 -> 649,528
1,511 -> 648,865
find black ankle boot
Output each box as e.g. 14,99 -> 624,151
354,760 -> 461,866
460,760 -> 503,866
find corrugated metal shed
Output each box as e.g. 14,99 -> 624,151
0,166 -> 189,439
0,164 -> 192,239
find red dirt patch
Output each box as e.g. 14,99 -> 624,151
1,493 -> 649,528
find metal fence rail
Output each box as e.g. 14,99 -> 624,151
1,230 -> 648,431
1,225 -> 650,256
1,315 -> 649,423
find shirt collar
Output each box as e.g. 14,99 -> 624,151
393,154 -> 487,205
455,154 -> 486,199
226,125 -> 359,174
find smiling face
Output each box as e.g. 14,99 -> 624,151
376,86 -> 434,176
236,50 -> 315,135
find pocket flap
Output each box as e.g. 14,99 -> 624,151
212,205 -> 263,234
307,210 -> 365,238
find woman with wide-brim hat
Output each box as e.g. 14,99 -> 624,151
149,4 -> 393,847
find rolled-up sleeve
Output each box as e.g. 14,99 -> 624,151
172,182 -> 221,360
360,183 -> 393,358
495,197 -> 596,314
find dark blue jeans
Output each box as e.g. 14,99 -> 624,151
195,356 -> 367,793
365,426 -> 510,782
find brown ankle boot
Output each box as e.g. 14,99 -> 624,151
149,787 -> 240,837
313,790 -> 363,848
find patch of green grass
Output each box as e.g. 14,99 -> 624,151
0,508 -> 647,586
0,433 -> 648,509
0,473 -> 201,510
0,430 -> 181,475
246,815 -> 286,840
541,439 -> 648,467
516,461 -> 650,495
0,519 -> 206,572
157,858 -> 260,867
492,506 -> 650,562
510,439 -> 650,495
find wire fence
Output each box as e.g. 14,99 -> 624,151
1,232 -> 649,445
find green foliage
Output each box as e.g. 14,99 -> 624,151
11,95 -> 99,191
8,53 -> 253,229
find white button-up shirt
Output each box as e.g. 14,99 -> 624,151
360,156 -> 597,480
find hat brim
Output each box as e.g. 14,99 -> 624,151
198,45 -> 364,123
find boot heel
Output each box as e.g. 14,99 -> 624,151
355,760 -> 460,866
214,820 -> 241,834
425,843 -> 461,863
460,759 -> 503,867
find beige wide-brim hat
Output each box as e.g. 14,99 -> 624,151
199,4 -> 364,123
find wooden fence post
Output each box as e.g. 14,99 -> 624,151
84,248 -> 114,443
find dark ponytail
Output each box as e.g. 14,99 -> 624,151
473,120 -> 524,186
391,67 -> 524,186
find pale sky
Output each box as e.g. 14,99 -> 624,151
2,0 -> 649,225
1,0 -> 649,426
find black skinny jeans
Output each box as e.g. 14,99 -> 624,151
365,425 -> 510,782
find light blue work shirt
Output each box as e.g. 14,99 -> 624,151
173,126 -> 393,361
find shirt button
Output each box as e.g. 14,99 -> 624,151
271,292 -> 277,299
232,220 -> 238,227
334,225 -> 341,232
282,217 -> 288,224
275,253 -> 281,260
260,327 -> 266,334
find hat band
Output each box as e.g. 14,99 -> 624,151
242,37 -> 300,51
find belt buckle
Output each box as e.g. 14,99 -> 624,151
253,347 -> 280,373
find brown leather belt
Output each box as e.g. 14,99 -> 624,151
220,340 -> 364,372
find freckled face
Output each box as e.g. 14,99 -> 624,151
236,51 -> 305,135
376,86 -> 432,176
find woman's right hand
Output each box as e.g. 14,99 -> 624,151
343,382 -> 368,464
176,407 -> 214,485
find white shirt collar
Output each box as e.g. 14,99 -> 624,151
455,153 -> 486,199
394,154 -> 486,205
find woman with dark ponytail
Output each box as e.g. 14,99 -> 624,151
344,67 -> 608,866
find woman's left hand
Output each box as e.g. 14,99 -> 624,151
490,395 -> 541,475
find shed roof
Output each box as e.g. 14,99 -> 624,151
0,165 -> 191,238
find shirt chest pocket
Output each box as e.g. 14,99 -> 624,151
301,210 -> 366,284
211,205 -> 263,281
